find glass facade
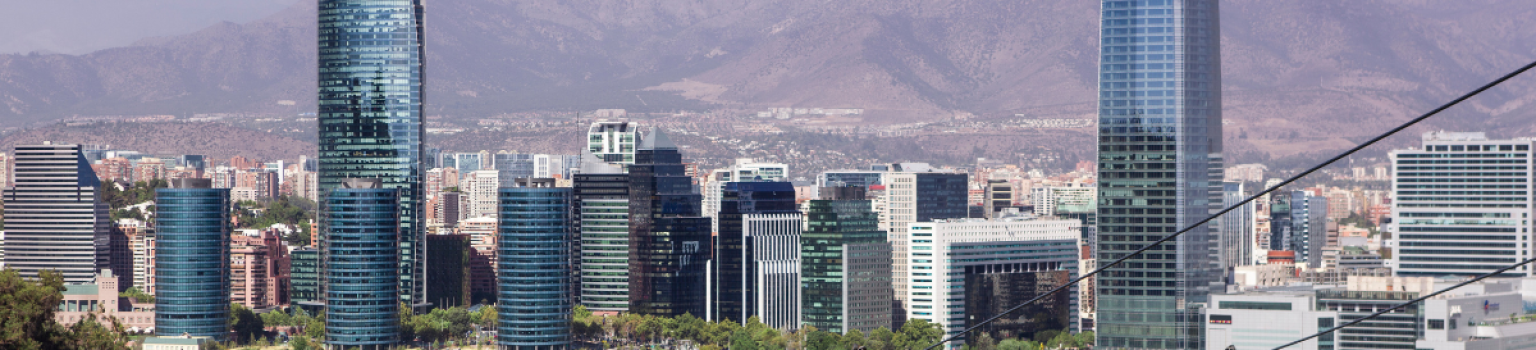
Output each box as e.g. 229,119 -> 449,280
574,172 -> 631,312
1095,0 -> 1224,349
497,187 -> 573,349
802,198 -> 890,334
628,131 -> 712,317
714,181 -> 799,324
325,185 -> 401,349
317,0 -> 427,304
154,184 -> 231,340
425,234 -> 471,308
289,248 -> 320,304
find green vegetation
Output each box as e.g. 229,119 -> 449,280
566,305 -> 977,350
399,303 -> 496,345
234,196 -> 316,247
118,287 -> 154,303
0,268 -> 132,350
104,180 -> 169,222
230,303 -> 265,344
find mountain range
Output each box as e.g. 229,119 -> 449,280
2,0 -> 1535,160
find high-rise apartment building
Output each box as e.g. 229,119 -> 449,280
628,130 -> 712,317
801,187 -> 893,334
1387,132 -> 1534,277
1095,0 -> 1225,348
2,143 -> 111,284
906,215 -> 1081,348
713,181 -> 800,326
154,179 -> 231,340
317,0 -> 427,305
324,179 -> 400,349
1291,191 -> 1328,269
1219,182 -> 1256,272
587,120 -> 642,165
497,180 -> 573,349
574,154 -> 632,313
465,170 -> 500,219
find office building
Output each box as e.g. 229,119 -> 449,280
880,167 -> 968,310
497,179 -> 572,349
802,187 -> 893,334
317,0 -> 427,305
628,130 -> 712,317
289,248 -> 319,304
1219,182 -> 1256,273
1032,186 -> 1098,241
1095,0 -> 1226,348
713,181 -> 799,326
1206,276 -> 1446,350
1387,132 -> 1534,277
587,120 -> 643,165
1291,191 -> 1328,268
574,153 -> 632,313
437,191 -> 464,228
906,215 -> 1081,349
0,152 -> 8,189
324,179 -> 400,349
982,180 -> 1014,218
2,143 -> 111,284
493,153 -> 534,187
425,234 -> 471,308
153,179 -> 231,340
703,158 -> 790,233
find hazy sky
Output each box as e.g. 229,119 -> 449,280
0,0 -> 299,55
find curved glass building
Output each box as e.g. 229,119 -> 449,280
325,179 -> 400,349
317,0 -> 427,304
498,180 -> 572,349
154,179 -> 231,340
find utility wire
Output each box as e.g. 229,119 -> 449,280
1272,256 -> 1536,350
923,59 -> 1536,350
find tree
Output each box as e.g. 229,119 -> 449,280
229,303 -> 264,344
0,269 -> 130,350
998,339 -> 1039,350
842,329 -> 867,350
893,319 -> 944,350
807,329 -> 846,350
290,336 -> 314,350
869,327 -> 896,350
730,329 -> 762,350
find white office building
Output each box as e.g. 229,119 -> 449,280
906,215 -> 1080,348
741,213 -> 802,330
1387,132 -> 1535,277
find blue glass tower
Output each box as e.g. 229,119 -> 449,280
317,0 -> 427,304
1095,0 -> 1224,349
324,179 -> 400,349
497,179 -> 572,349
154,179 -> 230,340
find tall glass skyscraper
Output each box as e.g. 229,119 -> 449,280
574,153 -> 632,312
628,130 -> 712,318
325,179 -> 400,349
317,0 -> 427,304
801,187 -> 892,334
1095,0 -> 1224,349
497,180 -> 572,349
154,179 -> 231,340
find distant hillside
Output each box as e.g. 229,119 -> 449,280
1,0 -> 1535,162
0,122 -> 315,161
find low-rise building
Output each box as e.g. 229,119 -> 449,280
55,270 -> 156,332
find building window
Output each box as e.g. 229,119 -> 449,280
1428,319 -> 1444,330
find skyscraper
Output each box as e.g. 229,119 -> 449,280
628,130 -> 712,317
317,0 -> 427,304
574,153 -> 632,313
801,186 -> 893,334
1386,132 -> 1534,277
1290,191 -> 1327,269
587,120 -> 643,165
497,179 -> 573,349
713,181 -> 800,326
1,143 -> 110,284
880,168 -> 967,314
154,179 -> 231,340
1095,0 -> 1224,348
324,179 -> 400,349
1219,182 -> 1255,272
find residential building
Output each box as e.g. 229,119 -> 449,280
425,234 -> 471,308
1095,0 -> 1226,348
1387,132 -> 1535,278
323,179 -> 400,348
154,179 -> 230,339
801,186 -> 893,334
906,215 -> 1081,349
628,130 -> 712,317
497,180 -> 573,349
0,152 -> 8,189
317,0 -> 427,306
2,143 -> 111,284
465,170 -> 500,219
713,181 -> 800,326
1219,182 -> 1256,274
437,191 -> 464,228
459,216 -> 499,304
575,153 -> 631,313
587,120 -> 642,165
100,157 -> 134,183
134,158 -> 166,183
1292,191 -> 1328,269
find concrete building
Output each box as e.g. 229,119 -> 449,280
1387,132 -> 1534,278
465,169 -> 500,219
982,180 -> 1014,219
704,158 -> 790,233
1292,191 -> 1329,269
878,165 -> 968,312
56,270 -> 156,332
906,215 -> 1081,349
587,120 -> 643,165
1220,182 -> 1257,274
2,142 -> 111,284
